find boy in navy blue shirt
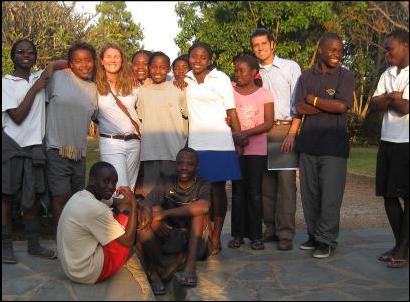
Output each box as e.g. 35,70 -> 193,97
295,32 -> 355,258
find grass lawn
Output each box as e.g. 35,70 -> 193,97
85,137 -> 100,183
86,137 -> 378,178
348,146 -> 378,177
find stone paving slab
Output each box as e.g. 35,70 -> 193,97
2,241 -> 155,301
2,228 -> 409,301
185,228 -> 409,301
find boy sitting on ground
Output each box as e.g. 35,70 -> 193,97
57,162 -> 151,284
137,147 -> 211,295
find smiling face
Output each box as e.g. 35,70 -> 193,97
319,39 -> 343,69
132,52 -> 150,81
101,47 -> 122,74
251,35 -> 275,65
189,47 -> 211,76
69,49 -> 94,80
173,59 -> 190,81
149,55 -> 170,84
384,36 -> 409,68
234,60 -> 256,87
12,41 -> 36,71
176,151 -> 198,183
89,166 -> 118,200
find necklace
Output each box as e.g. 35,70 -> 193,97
176,176 -> 197,192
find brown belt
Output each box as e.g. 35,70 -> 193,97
274,120 -> 292,126
100,133 -> 139,141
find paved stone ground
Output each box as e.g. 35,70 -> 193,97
180,174 -> 408,301
2,241 -> 155,301
3,173 -> 408,301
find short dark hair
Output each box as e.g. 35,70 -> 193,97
148,51 -> 170,67
250,28 -> 274,43
319,32 -> 342,48
68,41 -> 96,63
176,147 -> 199,164
131,49 -> 152,63
11,39 -> 37,62
89,161 -> 116,180
386,29 -> 409,45
172,54 -> 189,70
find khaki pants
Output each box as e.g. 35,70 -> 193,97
262,124 -> 297,240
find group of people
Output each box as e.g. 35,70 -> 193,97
2,26 -> 408,295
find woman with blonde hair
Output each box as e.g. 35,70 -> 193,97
95,43 -> 141,191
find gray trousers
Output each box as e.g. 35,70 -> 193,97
299,153 -> 347,247
262,169 -> 297,240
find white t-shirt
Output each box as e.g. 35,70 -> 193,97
2,70 -> 46,147
97,88 -> 141,135
57,190 -> 125,284
373,65 -> 409,143
185,68 -> 236,151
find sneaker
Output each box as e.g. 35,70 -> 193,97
28,246 -> 57,259
313,243 -> 332,259
299,237 -> 316,250
2,245 -> 17,264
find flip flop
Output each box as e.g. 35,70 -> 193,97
228,237 -> 244,249
210,240 -> 222,255
387,258 -> 408,268
149,279 -> 166,295
159,253 -> 187,282
177,271 -> 198,287
377,248 -> 397,262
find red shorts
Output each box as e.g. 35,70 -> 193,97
96,213 -> 130,283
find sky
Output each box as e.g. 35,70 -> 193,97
73,1 -> 181,62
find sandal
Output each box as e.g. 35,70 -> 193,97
251,240 -> 265,250
387,258 -> 408,268
159,253 -> 187,282
228,237 -> 244,249
177,271 -> 198,287
378,247 -> 397,262
149,279 -> 166,295
210,239 -> 222,255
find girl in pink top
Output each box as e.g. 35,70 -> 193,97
229,54 -> 274,251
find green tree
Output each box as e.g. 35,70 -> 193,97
175,1 -> 337,75
2,1 -> 94,75
87,1 -> 144,59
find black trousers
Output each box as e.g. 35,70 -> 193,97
231,155 -> 266,241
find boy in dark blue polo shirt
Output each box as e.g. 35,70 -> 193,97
295,32 -> 355,258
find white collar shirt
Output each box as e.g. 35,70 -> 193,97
184,68 -> 236,151
373,65 -> 409,143
2,70 -> 46,147
259,55 -> 301,120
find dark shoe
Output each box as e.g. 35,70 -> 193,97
299,237 -> 316,250
28,246 -> 57,259
177,271 -> 198,287
250,240 -> 265,250
228,237 -> 244,249
25,218 -> 57,260
278,239 -> 293,251
2,244 -> 17,264
313,243 -> 332,259
262,228 -> 279,242
2,225 -> 17,264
